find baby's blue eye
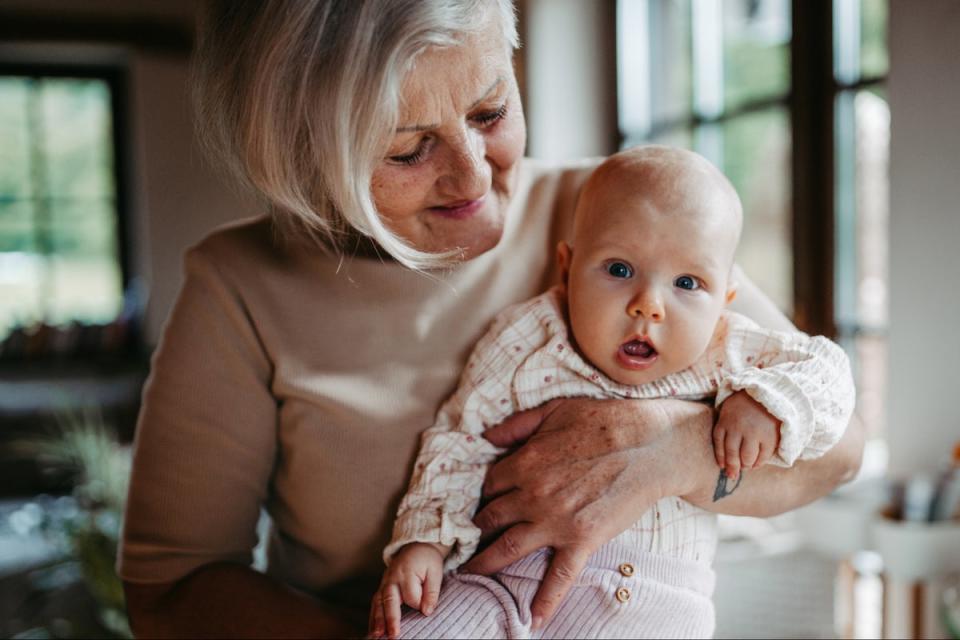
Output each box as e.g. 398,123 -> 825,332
607,262 -> 633,279
675,275 -> 699,290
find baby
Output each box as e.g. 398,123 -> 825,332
370,146 -> 855,639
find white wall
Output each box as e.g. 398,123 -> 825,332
129,52 -> 252,344
887,0 -> 960,475
521,0 -> 618,161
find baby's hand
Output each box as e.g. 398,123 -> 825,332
369,542 -> 446,639
713,391 -> 781,480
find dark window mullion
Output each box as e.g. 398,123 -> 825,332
790,0 -> 836,337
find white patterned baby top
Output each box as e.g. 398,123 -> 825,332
385,285 -> 855,571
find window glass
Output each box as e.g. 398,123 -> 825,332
715,107 -> 793,314
723,0 -> 792,111
0,74 -> 123,344
0,78 -> 32,199
860,0 -> 888,79
43,78 -> 116,199
649,0 -> 692,126
853,88 -> 888,329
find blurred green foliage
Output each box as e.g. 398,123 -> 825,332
0,76 -> 122,339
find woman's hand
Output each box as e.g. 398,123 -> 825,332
461,397 -> 714,629
462,395 -> 864,629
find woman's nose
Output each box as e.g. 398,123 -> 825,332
627,287 -> 665,322
438,130 -> 490,200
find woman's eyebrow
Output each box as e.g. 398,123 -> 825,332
396,76 -> 504,133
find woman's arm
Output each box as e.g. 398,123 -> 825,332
124,565 -> 361,639
121,241 -> 364,637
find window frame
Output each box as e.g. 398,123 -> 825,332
0,60 -> 137,360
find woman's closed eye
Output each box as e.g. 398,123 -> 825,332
472,104 -> 507,127
388,137 -> 433,166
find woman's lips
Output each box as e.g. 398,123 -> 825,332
616,338 -> 658,370
428,196 -> 485,220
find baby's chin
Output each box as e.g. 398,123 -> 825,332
599,356 -> 692,387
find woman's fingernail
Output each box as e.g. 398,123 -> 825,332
532,615 -> 543,630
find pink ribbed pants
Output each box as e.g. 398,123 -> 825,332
397,541 -> 715,639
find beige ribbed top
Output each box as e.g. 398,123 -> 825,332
118,158 -> 595,599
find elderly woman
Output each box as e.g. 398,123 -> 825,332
119,1 -> 864,637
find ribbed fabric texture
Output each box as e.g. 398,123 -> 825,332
398,543 -> 716,639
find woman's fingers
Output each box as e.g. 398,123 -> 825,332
461,522 -> 542,575
422,562 -> 442,616
482,399 -> 561,448
530,546 -> 590,629
473,491 -> 525,539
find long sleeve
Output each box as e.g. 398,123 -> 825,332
383,298 -> 556,572
714,314 -> 855,467
119,245 -> 278,584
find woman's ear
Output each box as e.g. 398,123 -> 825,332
557,241 -> 573,286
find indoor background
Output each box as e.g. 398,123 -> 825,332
0,1 -> 958,638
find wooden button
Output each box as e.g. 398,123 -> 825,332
615,587 -> 631,603
619,563 -> 635,577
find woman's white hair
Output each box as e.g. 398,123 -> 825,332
193,0 -> 518,269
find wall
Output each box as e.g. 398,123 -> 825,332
887,0 -> 960,475
128,52 -> 252,344
521,0 -> 619,161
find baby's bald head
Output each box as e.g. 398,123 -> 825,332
573,145 -> 743,269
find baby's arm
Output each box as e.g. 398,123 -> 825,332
712,313 -> 856,479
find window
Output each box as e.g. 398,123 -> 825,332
0,65 -> 133,359
617,0 -> 889,438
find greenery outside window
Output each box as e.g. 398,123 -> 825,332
0,65 -> 134,360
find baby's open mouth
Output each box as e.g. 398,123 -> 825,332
622,339 -> 656,358
617,338 -> 659,370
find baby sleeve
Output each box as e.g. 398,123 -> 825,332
383,299 -> 549,572
715,316 -> 856,467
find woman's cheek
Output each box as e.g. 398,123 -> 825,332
372,165 -> 431,221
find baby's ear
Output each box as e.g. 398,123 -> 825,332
725,281 -> 738,305
557,241 -> 573,286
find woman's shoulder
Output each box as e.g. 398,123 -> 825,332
517,156 -> 603,206
188,214 -> 280,267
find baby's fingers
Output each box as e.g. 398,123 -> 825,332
754,441 -> 773,468
382,583 -> 403,639
712,426 -> 726,469
369,590 -> 386,638
740,437 -> 760,469
422,562 -> 443,616
400,574 -> 423,609
724,432 -> 742,480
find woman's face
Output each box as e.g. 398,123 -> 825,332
371,16 -> 526,261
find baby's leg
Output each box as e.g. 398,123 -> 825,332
396,571 -> 531,640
